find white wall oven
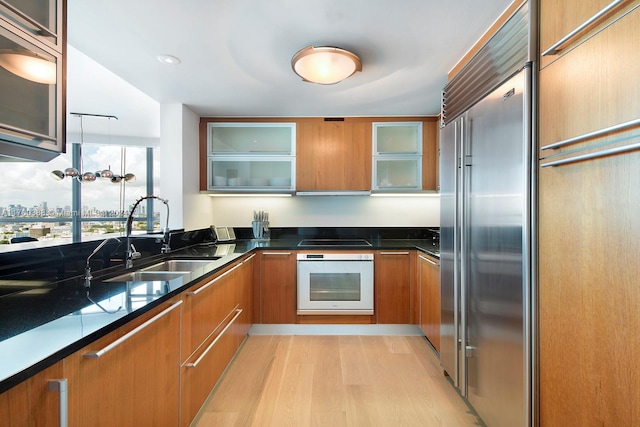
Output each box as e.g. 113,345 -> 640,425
297,253 -> 374,315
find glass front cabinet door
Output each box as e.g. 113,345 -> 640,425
0,0 -> 64,51
372,122 -> 422,191
206,123 -> 296,193
0,0 -> 64,161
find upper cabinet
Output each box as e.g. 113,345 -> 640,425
296,118 -> 371,193
0,0 -> 65,161
204,122 -> 296,193
372,122 -> 422,192
539,0 -> 634,67
0,0 -> 64,51
538,0 -> 640,152
199,116 -> 439,193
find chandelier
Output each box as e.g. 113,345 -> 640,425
50,113 -> 135,183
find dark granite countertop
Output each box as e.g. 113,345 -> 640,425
0,232 -> 438,393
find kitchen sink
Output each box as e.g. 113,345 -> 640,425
141,259 -> 218,272
104,271 -> 189,283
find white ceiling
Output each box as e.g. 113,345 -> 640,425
66,0 -> 514,138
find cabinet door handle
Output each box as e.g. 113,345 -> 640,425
243,253 -> 256,263
418,254 -> 439,266
262,252 -> 292,255
380,251 -> 409,255
541,117 -> 640,151
0,0 -> 58,38
48,379 -> 68,427
186,307 -> 243,369
185,263 -> 242,296
84,301 -> 182,358
541,0 -> 624,56
541,142 -> 640,168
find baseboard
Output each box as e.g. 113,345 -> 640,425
248,324 -> 424,336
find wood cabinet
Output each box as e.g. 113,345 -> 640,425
65,297 -> 182,427
296,118 -> 371,192
234,253 -> 255,345
201,116 -> 439,193
418,253 -> 440,352
539,3 -> 640,156
538,2 -> 640,426
375,250 -> 411,323
422,119 -> 439,191
180,256 -> 253,426
181,263 -> 241,363
0,362 -> 64,427
539,0 -> 632,67
258,251 -> 296,323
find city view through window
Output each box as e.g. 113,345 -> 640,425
0,144 -> 160,246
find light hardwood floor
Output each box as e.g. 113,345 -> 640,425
194,335 -> 482,427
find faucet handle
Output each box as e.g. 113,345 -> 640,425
130,244 -> 141,260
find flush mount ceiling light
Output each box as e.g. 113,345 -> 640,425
291,46 -> 362,85
0,50 -> 56,84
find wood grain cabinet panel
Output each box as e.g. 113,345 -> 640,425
539,0 -> 626,58
296,118 -> 371,191
66,297 -> 182,427
0,362 -> 64,427
259,251 -> 296,324
539,151 -> 640,427
419,253 -> 440,351
422,119 -> 440,191
376,251 -> 411,324
538,4 -> 640,426
539,5 -> 640,154
181,263 -> 240,362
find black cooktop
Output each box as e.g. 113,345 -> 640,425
297,239 -> 372,247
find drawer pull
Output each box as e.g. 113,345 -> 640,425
541,0 -> 624,56
48,379 -> 68,427
419,254 -> 439,266
84,301 -> 182,358
186,307 -> 243,369
262,252 -> 292,255
380,251 -> 409,255
541,117 -> 640,151
186,263 -> 242,296
541,142 -> 640,167
243,253 -> 256,263
0,0 -> 58,38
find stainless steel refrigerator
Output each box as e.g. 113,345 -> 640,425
439,60 -> 533,427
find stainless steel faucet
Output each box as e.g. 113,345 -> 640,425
84,237 -> 121,288
125,195 -> 170,268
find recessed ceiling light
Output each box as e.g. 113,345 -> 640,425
157,54 -> 181,65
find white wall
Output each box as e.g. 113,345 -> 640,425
206,195 -> 440,228
160,104 -> 214,231
161,103 -> 439,230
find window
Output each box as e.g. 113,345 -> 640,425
0,143 -> 160,246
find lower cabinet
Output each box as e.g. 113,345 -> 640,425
65,296 -> 182,427
418,253 -> 440,352
375,251 -> 411,323
0,362 -> 65,427
259,251 -> 296,323
180,256 -> 254,427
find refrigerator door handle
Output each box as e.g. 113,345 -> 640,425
459,114 -> 469,397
